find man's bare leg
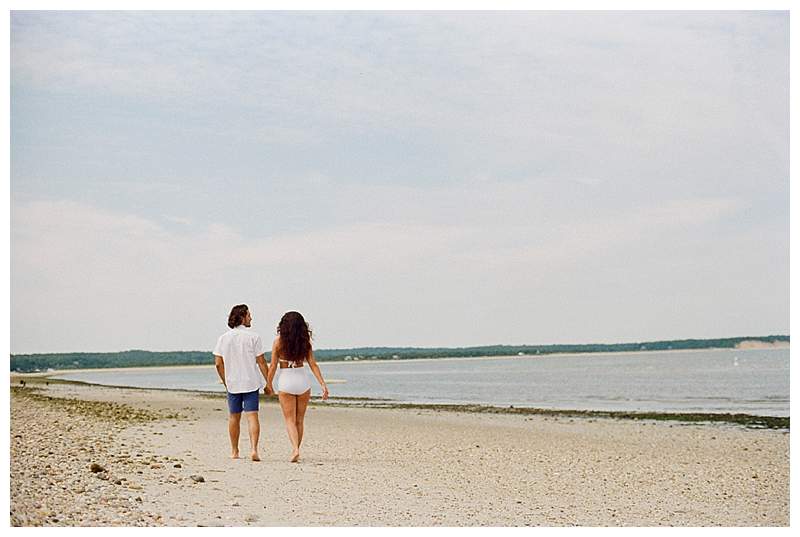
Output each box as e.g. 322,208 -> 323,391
229,412 -> 242,458
245,411 -> 261,461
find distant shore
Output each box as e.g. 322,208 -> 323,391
10,335 -> 789,373
10,377 -> 789,526
13,343 -> 788,377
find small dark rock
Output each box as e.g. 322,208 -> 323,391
190,475 -> 205,483
173,463 -> 182,468
89,463 -> 105,473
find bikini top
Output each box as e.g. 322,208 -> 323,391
279,358 -> 304,369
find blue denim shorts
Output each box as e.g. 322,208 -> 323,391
227,390 -> 260,413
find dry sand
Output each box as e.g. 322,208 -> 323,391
10,378 -> 789,526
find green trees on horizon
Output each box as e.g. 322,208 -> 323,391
9,335 -> 789,373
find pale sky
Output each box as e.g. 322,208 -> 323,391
10,11 -> 789,353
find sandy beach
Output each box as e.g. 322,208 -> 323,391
10,377 -> 789,526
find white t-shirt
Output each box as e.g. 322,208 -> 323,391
213,326 -> 266,394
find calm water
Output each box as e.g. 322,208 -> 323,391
55,348 -> 790,416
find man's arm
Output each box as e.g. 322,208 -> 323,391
256,354 -> 271,395
214,355 -> 226,390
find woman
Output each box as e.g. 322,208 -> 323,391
267,311 -> 329,462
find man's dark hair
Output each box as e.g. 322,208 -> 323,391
228,304 -> 249,328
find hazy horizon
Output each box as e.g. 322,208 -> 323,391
11,11 -> 789,354
9,332 -> 790,356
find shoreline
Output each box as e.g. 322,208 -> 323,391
11,376 -> 790,429
10,379 -> 790,526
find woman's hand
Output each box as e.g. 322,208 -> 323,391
322,385 -> 329,400
265,385 -> 274,396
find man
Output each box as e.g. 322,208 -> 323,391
213,304 -> 272,461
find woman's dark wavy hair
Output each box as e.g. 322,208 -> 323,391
228,304 -> 249,329
277,311 -> 312,365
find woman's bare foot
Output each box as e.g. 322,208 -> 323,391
290,450 -> 300,463
251,451 -> 260,462
231,450 -> 240,459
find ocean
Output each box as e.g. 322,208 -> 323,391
54,347 -> 789,416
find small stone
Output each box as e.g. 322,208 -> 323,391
173,463 -> 182,468
89,463 -> 105,473
190,475 -> 205,483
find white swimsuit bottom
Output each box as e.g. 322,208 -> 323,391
277,366 -> 312,395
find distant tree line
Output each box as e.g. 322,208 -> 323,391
9,335 -> 789,373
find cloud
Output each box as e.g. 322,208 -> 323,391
11,194 -> 760,353
11,11 -> 787,213
9,12 -> 788,352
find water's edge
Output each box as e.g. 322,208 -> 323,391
18,375 -> 790,430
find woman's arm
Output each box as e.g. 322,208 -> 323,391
307,348 -> 329,400
266,338 -> 279,395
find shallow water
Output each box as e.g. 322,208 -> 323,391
55,348 -> 789,416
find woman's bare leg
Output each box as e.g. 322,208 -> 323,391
278,393 -> 300,462
295,389 -> 311,451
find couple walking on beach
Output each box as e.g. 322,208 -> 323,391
213,305 -> 329,463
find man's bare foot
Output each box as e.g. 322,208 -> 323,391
290,450 -> 300,463
250,452 -> 260,462
231,451 -> 240,459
